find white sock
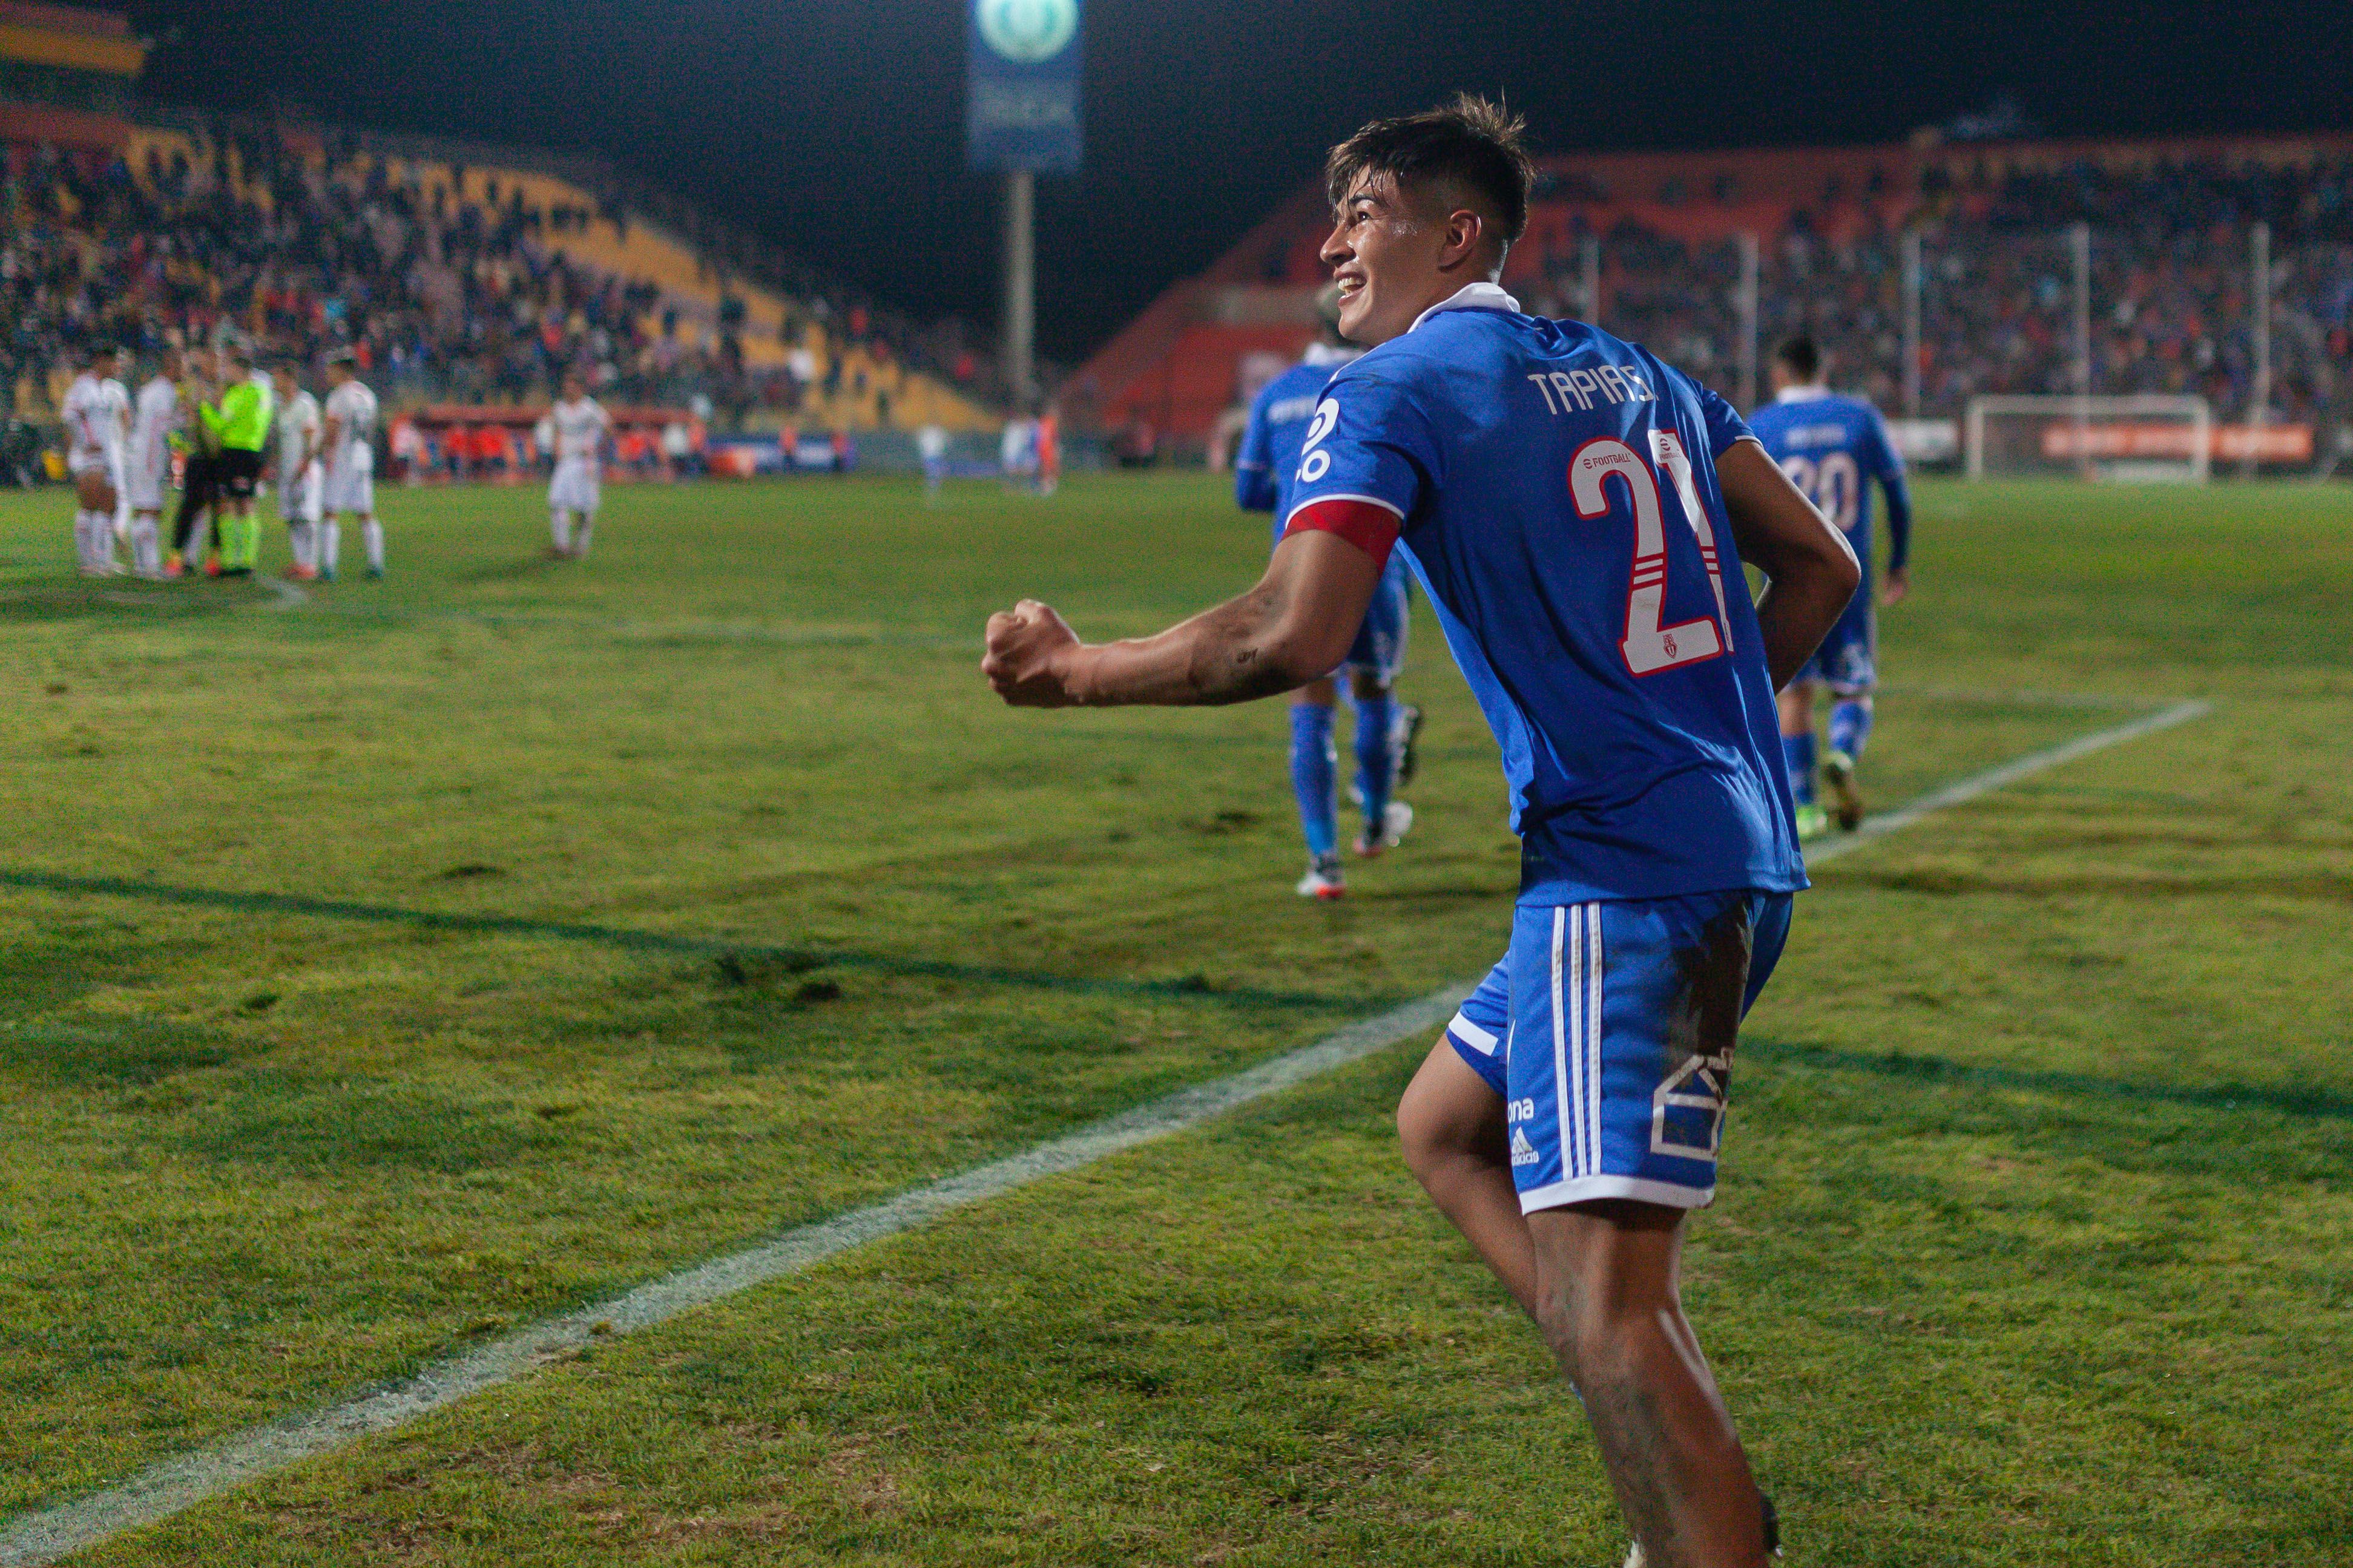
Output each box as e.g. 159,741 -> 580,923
363,519 -> 384,572
572,512 -> 594,556
113,504 -> 130,545
79,511 -> 111,572
72,511 -> 91,571
321,520 -> 340,574
131,515 -> 160,577
551,510 -> 572,553
288,520 -> 314,570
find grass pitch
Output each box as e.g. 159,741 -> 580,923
1,473 -> 2347,1565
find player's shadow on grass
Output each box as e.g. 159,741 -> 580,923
1746,1036 -> 2352,1189
0,582 -> 249,624
0,867 -> 1376,1015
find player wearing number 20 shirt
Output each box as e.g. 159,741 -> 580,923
1285,281 -> 1805,1212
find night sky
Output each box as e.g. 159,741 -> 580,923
127,0 -> 2353,362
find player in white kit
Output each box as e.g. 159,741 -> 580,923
60,345 -> 129,575
98,349 -> 133,562
270,364 -> 324,579
547,370 -> 613,559
319,352 -> 383,580
124,347 -> 185,580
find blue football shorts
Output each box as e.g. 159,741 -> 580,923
1794,583 -> 1875,695
1336,556 -> 1410,684
1443,888 -> 1794,1212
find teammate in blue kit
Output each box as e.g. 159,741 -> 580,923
984,99 -> 1856,1568
1236,289 -> 1423,899
1746,335 -> 1914,838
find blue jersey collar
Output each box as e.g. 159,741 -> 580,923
1407,281 -> 1522,335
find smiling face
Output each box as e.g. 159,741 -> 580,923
1317,171 -> 1498,349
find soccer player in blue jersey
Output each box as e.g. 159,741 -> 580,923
1236,289 -> 1423,899
984,98 -> 1857,1568
1746,336 -> 1914,838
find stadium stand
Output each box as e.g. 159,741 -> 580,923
1081,134 -> 2353,469
0,4 -> 1000,438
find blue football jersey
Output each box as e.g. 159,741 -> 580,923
1745,389 -> 1909,580
1236,346 -> 1361,540
1284,286 -> 1804,907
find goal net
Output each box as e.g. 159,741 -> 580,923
1965,395 -> 2214,484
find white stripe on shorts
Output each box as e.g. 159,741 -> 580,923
1585,903 -> 1603,1179
1445,1012 -> 1499,1056
1552,907 -> 1576,1179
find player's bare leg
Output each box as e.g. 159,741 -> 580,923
1530,1202 -> 1771,1568
1395,1042 -> 1536,1314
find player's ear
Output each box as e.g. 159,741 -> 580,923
1439,207 -> 1489,272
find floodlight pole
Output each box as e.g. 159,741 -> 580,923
1901,227 -> 1923,421
2246,219 -> 2272,479
1004,169 -> 1036,411
2071,221 -> 2093,478
1581,233 -> 1601,327
1736,231 -> 1760,410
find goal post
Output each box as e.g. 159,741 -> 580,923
1966,395 -> 2214,484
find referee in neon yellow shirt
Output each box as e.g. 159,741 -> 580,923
200,342 -> 274,577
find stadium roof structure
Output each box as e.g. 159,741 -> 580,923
1074,128 -> 2353,446
0,2 -> 142,116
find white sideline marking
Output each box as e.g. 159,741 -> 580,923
0,697 -> 2213,1566
1803,698 -> 2212,867
0,989 -> 1471,1567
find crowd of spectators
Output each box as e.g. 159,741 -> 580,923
0,120 -> 993,427
1509,151 -> 2353,431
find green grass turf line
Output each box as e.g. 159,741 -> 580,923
0,985 -> 1475,1568
0,695 -> 2219,1567
0,869 -> 1369,1013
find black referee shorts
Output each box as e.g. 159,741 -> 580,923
218,448 -> 264,500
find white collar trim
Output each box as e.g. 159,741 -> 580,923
1302,341 -> 1363,367
1408,281 -> 1522,335
1776,385 -> 1831,402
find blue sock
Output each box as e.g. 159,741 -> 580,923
1828,700 -> 1874,763
1290,703 -> 1338,860
1352,691 -> 1396,831
1782,732 -> 1818,806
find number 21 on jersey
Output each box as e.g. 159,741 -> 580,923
1570,434 -> 1736,676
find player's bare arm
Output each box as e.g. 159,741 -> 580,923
983,528 -> 1383,708
1717,438 -> 1861,690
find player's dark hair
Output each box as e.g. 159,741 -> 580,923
1775,334 -> 1822,381
1325,94 -> 1535,254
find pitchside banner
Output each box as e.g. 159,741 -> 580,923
967,0 -> 1083,173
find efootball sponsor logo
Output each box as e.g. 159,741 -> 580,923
977,0 -> 1078,62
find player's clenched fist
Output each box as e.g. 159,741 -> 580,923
982,599 -> 1088,706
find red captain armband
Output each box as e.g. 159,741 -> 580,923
1282,496 -> 1403,569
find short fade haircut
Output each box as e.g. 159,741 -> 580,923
1325,94 -> 1535,255
1775,334 -> 1823,381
